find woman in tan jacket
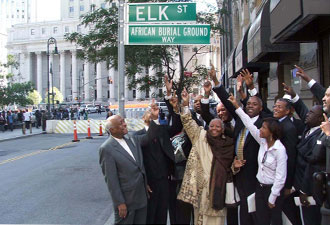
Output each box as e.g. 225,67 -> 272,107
172,88 -> 235,225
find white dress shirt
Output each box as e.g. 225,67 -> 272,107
113,137 -> 136,161
236,107 -> 288,204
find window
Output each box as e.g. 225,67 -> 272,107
65,26 -> 69,33
133,90 -> 136,99
30,29 -> 35,35
80,5 -> 84,11
69,7 -> 74,12
77,25 -> 81,32
101,3 -> 106,9
53,27 -> 58,34
42,27 -> 46,34
22,15 -> 24,18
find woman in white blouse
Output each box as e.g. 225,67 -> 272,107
228,95 -> 288,225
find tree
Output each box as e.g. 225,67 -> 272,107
44,87 -> 64,104
28,90 -> 42,105
0,82 -> 34,107
66,0 -> 222,98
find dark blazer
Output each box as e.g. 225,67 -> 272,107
213,85 -> 263,197
99,121 -> 158,211
279,116 -> 298,189
310,81 -> 326,104
302,132 -> 327,195
134,124 -> 176,184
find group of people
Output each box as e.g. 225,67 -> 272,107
0,109 -> 44,132
99,65 -> 330,225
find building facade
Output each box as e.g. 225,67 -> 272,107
219,0 -> 330,109
6,0 -> 221,104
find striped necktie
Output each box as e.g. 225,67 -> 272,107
237,127 -> 247,160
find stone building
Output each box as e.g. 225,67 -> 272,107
219,0 -> 330,108
5,0 -> 221,105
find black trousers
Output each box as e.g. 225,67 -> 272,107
169,179 -> 193,225
282,192 -> 302,225
114,206 -> 147,225
255,183 -> 284,225
302,204 -> 321,225
146,178 -> 169,224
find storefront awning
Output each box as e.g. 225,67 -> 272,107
235,26 -> 268,77
247,0 -> 299,63
270,0 -> 330,43
227,48 -> 236,78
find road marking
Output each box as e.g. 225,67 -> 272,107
0,139 -> 88,166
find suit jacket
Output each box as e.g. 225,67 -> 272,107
135,124 -> 176,184
279,117 -> 298,189
310,81 -> 326,104
99,121 -> 159,210
213,85 -> 263,197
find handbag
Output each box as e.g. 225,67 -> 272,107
225,174 -> 240,207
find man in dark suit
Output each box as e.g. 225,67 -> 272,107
134,108 -> 178,224
99,106 -> 159,225
273,98 -> 302,225
209,68 -> 264,225
284,83 -> 325,224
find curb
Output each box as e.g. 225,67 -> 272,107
0,131 -> 47,143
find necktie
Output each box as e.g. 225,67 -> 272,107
237,127 -> 247,160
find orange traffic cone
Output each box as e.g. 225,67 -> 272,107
86,120 -> 93,139
72,120 -> 80,142
98,122 -> 104,136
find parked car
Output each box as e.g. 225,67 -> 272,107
156,101 -> 167,111
85,104 -> 97,113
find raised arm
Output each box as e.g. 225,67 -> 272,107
200,81 -> 216,125
180,88 -> 203,145
283,83 -> 309,121
295,65 -> 325,104
228,94 -> 262,144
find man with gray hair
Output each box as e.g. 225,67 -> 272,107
99,103 -> 160,225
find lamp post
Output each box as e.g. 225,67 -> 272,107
47,37 -> 58,112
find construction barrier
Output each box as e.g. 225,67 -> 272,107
50,119 -> 145,134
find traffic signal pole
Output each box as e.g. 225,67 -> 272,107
118,0 -> 125,117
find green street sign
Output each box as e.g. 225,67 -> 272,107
128,2 -> 196,23
126,24 -> 210,45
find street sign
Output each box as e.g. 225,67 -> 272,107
126,24 -> 211,45
128,2 -> 196,23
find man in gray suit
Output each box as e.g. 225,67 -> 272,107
99,104 -> 159,224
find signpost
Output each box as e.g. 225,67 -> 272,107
128,2 -> 196,23
127,24 -> 210,45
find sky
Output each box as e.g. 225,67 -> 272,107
36,0 -> 217,21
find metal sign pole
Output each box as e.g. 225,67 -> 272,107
118,0 -> 125,117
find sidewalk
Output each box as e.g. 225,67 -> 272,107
0,127 -> 45,142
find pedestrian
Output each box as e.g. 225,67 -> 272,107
0,113 -> 5,132
106,111 -> 113,119
99,105 -> 160,225
229,95 -> 287,225
41,110 -> 47,132
35,110 -> 41,129
6,111 -> 13,131
177,88 -> 234,225
23,109 -> 32,134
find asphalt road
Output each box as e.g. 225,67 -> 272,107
0,134 -> 113,224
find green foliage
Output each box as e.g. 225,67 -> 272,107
44,87 -> 64,104
66,0 -> 220,97
28,90 -> 42,105
0,82 -> 34,107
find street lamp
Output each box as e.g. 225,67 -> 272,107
47,37 -> 58,112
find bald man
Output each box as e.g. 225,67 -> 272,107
99,108 -> 160,224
